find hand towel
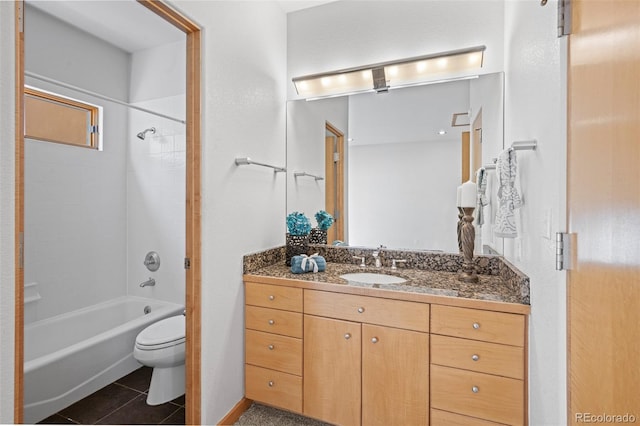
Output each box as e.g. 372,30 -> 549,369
476,167 -> 489,226
494,148 -> 522,238
290,253 -> 326,274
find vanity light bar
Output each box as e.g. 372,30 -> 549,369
292,45 -> 485,98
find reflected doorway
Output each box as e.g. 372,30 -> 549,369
324,122 -> 345,244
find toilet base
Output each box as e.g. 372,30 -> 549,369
146,364 -> 185,406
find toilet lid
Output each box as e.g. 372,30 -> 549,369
136,315 -> 185,348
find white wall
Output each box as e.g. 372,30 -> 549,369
470,72 -> 505,253
503,1 -> 567,424
286,96 -> 348,225
287,0 -> 505,100
24,6 -> 130,322
127,40 -> 186,305
0,2 -> 16,423
347,81 -> 468,251
349,139 -> 460,251
169,2 -> 287,423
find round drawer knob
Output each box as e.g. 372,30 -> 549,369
268,344 -> 274,350
268,319 -> 275,325
472,354 -> 480,361
344,333 -> 351,340
371,337 -> 379,344
268,381 -> 274,387
472,386 -> 479,393
472,322 -> 480,329
268,295 -> 275,301
357,307 -> 365,313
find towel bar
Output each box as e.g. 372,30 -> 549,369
235,157 -> 286,173
511,140 -> 537,151
293,171 -> 324,181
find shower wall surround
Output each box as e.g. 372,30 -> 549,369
23,6 -> 186,323
24,5 -> 129,322
126,40 -> 186,306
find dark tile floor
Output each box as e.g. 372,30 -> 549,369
38,367 -> 185,425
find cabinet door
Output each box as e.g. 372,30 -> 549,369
303,315 -> 361,426
362,325 -> 429,426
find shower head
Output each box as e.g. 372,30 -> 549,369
136,127 -> 156,140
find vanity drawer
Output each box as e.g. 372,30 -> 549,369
245,329 -> 302,376
431,305 -> 525,346
246,282 -> 302,312
431,335 -> 524,380
245,305 -> 303,338
304,289 -> 429,332
431,365 -> 524,425
431,409 -> 507,426
245,364 -> 302,414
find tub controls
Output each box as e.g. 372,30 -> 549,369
144,251 -> 160,272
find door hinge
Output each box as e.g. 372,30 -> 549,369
18,231 -> 24,269
184,258 -> 191,270
333,152 -> 340,163
17,2 -> 24,34
89,125 -> 99,134
558,0 -> 572,37
556,232 -> 574,270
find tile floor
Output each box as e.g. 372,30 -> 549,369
38,367 -> 185,425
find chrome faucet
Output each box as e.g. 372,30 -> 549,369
140,277 -> 156,287
372,251 -> 382,268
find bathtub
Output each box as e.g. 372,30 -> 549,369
23,296 -> 184,424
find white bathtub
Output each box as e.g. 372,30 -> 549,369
24,296 -> 184,424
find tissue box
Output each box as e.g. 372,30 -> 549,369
290,254 -> 326,274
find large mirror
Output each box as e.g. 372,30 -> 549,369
286,72 -> 504,254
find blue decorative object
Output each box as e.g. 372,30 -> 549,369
314,210 -> 334,231
286,212 -> 312,236
290,254 -> 326,274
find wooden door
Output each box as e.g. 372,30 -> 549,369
567,1 -> 640,423
325,122 -> 345,243
362,325 -> 429,426
471,110 -> 483,182
461,131 -> 471,182
303,315 -> 361,426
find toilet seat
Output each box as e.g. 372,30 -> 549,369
135,315 -> 185,350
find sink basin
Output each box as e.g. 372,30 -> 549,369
340,272 -> 407,285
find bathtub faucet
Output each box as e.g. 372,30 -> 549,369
140,277 -> 156,288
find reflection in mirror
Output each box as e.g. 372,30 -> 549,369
287,72 -> 504,254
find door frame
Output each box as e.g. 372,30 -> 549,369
13,1 -> 202,423
324,121 -> 345,243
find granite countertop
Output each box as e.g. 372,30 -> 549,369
243,245 -> 530,310
248,261 -> 526,305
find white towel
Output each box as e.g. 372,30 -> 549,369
494,148 -> 522,238
476,167 -> 489,226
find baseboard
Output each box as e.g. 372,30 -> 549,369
217,397 -> 253,425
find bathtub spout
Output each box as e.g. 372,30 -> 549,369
140,277 -> 156,288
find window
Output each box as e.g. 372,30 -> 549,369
24,87 -> 100,149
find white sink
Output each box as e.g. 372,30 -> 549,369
340,272 -> 407,285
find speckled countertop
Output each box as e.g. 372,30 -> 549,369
243,246 -> 530,308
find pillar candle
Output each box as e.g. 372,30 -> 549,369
460,180 -> 477,208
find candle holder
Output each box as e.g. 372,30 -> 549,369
459,207 -> 478,283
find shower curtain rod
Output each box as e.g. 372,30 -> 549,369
25,71 -> 187,125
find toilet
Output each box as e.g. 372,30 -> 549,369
133,315 -> 185,405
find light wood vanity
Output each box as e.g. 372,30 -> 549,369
243,254 -> 530,426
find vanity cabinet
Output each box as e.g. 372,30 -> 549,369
430,305 -> 526,425
243,277 -> 528,426
303,290 -> 430,426
244,282 -> 303,413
